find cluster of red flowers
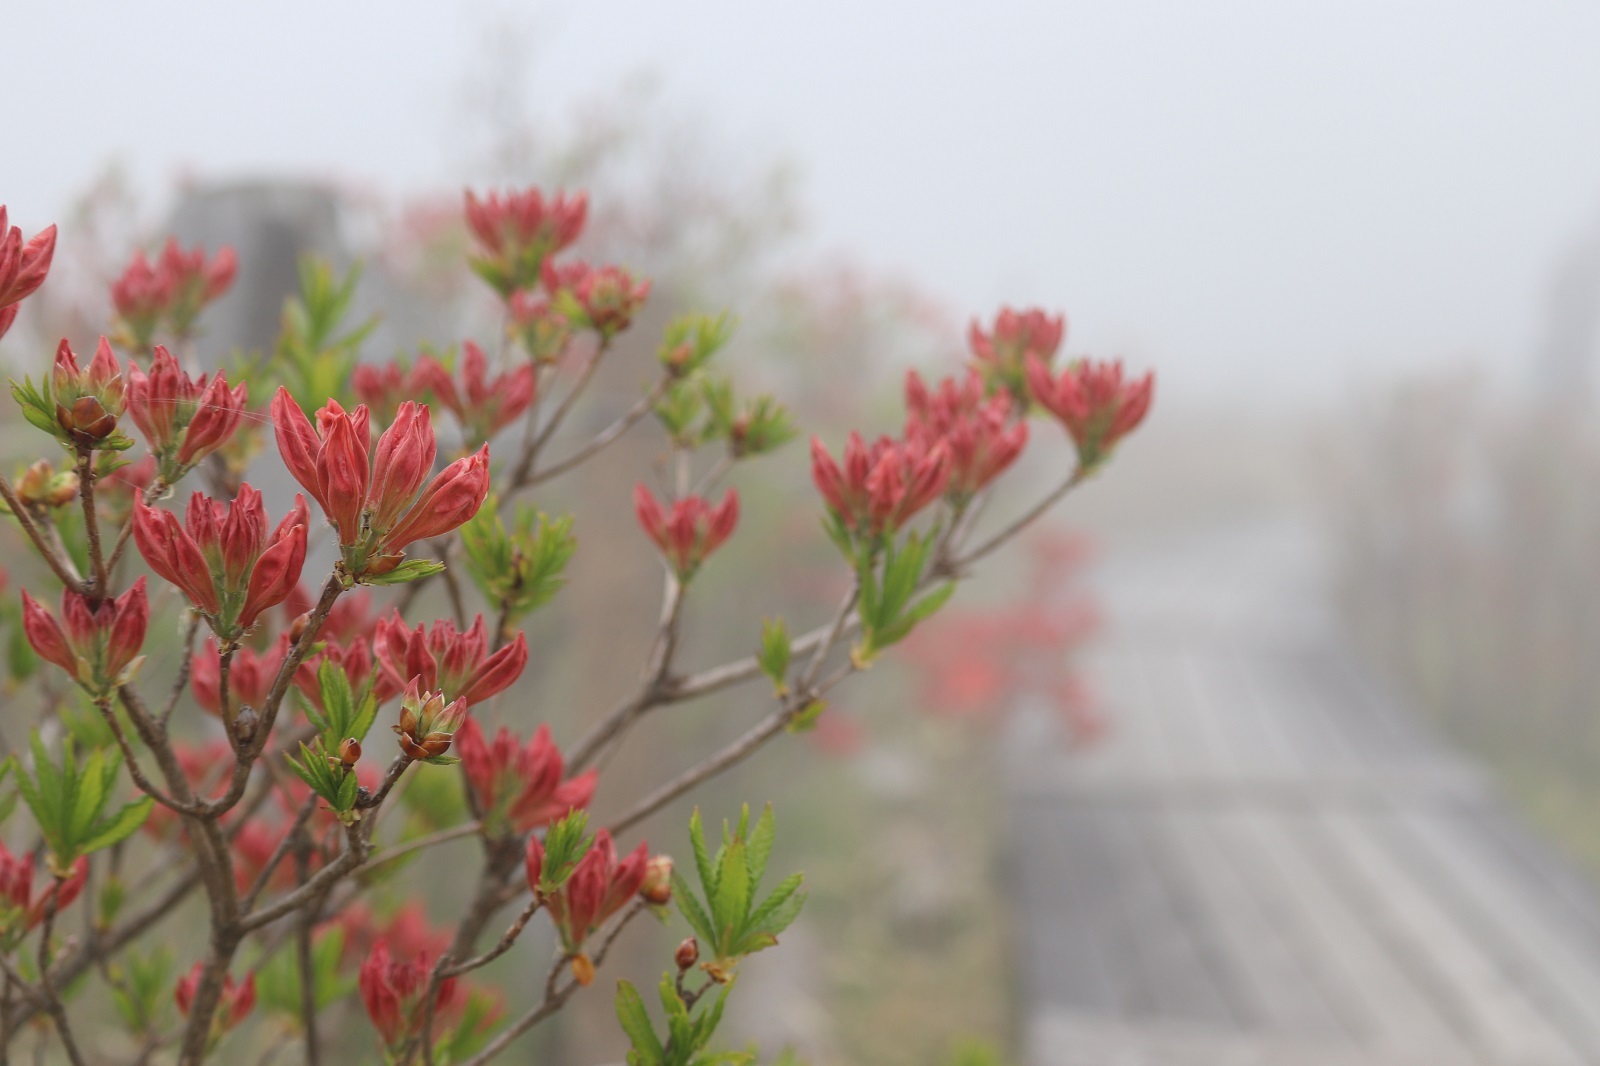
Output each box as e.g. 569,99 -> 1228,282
112,238 -> 236,348
0,842 -> 86,949
353,340 -> 536,445
272,391 -> 490,576
0,179 -> 1154,1065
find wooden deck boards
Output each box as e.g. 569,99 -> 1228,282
1011,522 -> 1600,1066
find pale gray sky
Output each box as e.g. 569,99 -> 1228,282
7,0 -> 1600,403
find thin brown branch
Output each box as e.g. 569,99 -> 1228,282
76,451 -> 108,600
514,377 -> 669,494
35,882 -> 88,1066
458,900 -> 647,1066
0,476 -> 85,593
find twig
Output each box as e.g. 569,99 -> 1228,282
0,476 -> 84,593
76,451 -> 108,600
457,900 -> 647,1066
512,378 -> 669,494
35,882 -> 88,1066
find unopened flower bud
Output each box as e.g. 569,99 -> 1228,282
675,937 -> 699,972
232,707 -> 258,744
287,612 -> 311,643
338,737 -> 362,770
640,855 -> 673,906
16,460 -> 77,508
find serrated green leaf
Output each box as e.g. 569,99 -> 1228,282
360,559 -> 447,586
673,870 -> 716,947
616,980 -> 664,1063
745,805 -> 775,891
746,872 -> 804,933
713,840 -> 750,936
689,808 -> 715,901
80,797 -> 153,854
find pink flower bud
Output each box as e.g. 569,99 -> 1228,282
633,485 -> 739,580
0,207 -> 56,341
1025,355 -> 1154,468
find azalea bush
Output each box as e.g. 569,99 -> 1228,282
0,193 -> 1152,1065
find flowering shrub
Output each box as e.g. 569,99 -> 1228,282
0,192 -> 1151,1065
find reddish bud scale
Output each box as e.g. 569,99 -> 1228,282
393,678 -> 469,760
21,579 -> 148,695
1024,355 -> 1154,468
0,206 -> 57,340
50,338 -> 127,447
632,485 -> 740,580
455,719 -> 596,835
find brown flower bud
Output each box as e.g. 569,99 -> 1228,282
338,737 -> 362,770
675,937 -> 699,972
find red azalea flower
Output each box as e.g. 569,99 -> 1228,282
1024,355 -> 1154,468
126,344 -> 247,479
464,186 -> 588,297
414,341 -> 536,444
113,239 -> 236,345
540,260 -> 650,339
632,485 -> 739,580
191,636 -> 286,717
133,484 -> 308,639
21,578 -> 148,695
455,719 -> 596,835
0,206 -> 56,340
904,369 -> 1028,499
358,941 -> 460,1053
529,829 -> 648,953
810,432 -> 950,539
175,962 -> 255,1039
968,306 -> 1065,399
372,613 -> 527,706
271,390 -> 490,571
0,843 -> 86,947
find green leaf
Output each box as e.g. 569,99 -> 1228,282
689,808 -> 715,901
672,870 -> 716,947
360,559 -> 447,586
757,619 -> 791,695
616,980 -> 664,1064
80,797 -> 153,854
712,839 -> 751,937
746,873 -> 805,935
745,805 -> 775,891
